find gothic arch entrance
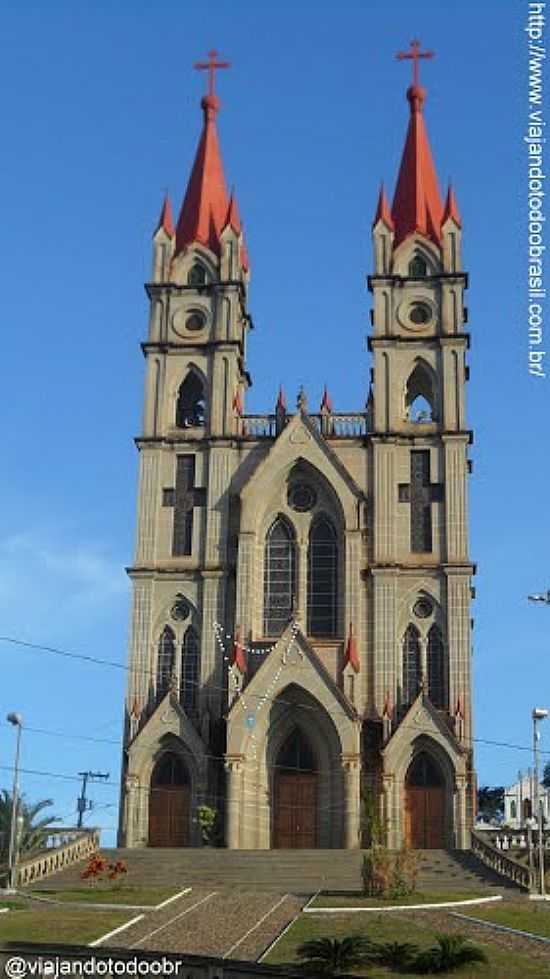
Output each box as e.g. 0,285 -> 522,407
273,729 -> 318,848
404,753 -> 445,849
149,752 -> 190,847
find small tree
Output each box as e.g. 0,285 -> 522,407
542,761 -> 550,789
476,785 -> 504,823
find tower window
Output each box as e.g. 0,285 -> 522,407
156,626 -> 176,702
263,517 -> 296,636
427,624 -> 446,709
180,625 -> 200,712
402,624 -> 421,705
172,454 -> 206,557
409,302 -> 431,325
409,255 -> 428,277
307,517 -> 338,637
188,263 -> 207,286
405,362 -> 435,423
185,312 -> 205,332
176,371 -> 206,428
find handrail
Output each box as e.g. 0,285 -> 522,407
1,827 -> 100,888
471,828 -> 531,891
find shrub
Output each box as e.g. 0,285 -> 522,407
361,845 -> 418,898
374,941 -> 419,970
197,805 -> 220,846
413,933 -> 488,974
297,936 -> 375,976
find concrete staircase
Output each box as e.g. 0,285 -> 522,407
37,848 -> 521,896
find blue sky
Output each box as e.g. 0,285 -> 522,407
0,0 -> 547,842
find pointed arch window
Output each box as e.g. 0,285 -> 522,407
307,517 -> 338,637
402,624 -> 421,705
176,371 -> 206,428
156,626 -> 175,702
180,626 -> 200,712
277,729 -> 317,773
409,255 -> 428,277
188,262 -> 207,286
263,517 -> 296,637
405,362 -> 435,423
427,624 -> 446,709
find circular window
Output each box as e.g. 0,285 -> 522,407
186,312 -> 205,332
413,598 -> 433,619
171,595 -> 191,621
409,303 -> 431,326
288,483 -> 317,512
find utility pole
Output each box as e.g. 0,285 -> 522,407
77,771 -> 109,828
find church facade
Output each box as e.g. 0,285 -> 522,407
119,52 -> 476,851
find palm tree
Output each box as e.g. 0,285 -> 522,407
413,933 -> 488,974
374,941 -> 419,970
0,790 -> 60,862
296,936 -> 374,976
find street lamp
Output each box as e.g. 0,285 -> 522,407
533,707 -> 548,898
5,713 -> 23,893
528,592 -> 550,604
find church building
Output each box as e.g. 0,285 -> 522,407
119,45 -> 476,851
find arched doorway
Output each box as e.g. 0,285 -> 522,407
149,752 -> 190,847
273,729 -> 317,848
404,753 -> 445,848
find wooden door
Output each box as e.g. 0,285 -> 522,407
405,785 -> 445,848
149,786 -> 189,847
274,774 -> 317,848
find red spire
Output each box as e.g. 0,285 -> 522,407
320,385 -> 333,412
343,623 -> 360,673
175,61 -> 230,256
231,629 -> 247,674
391,85 -> 443,246
276,386 -> 287,412
373,183 -> 394,230
155,194 -> 175,237
392,41 -> 443,247
442,183 -> 462,227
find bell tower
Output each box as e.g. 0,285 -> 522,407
368,41 -> 475,847
124,51 -> 251,780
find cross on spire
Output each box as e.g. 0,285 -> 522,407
396,38 -> 435,87
194,49 -> 231,97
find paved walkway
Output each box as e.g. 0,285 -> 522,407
111,888 -> 304,960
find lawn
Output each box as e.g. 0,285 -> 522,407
459,901 -> 550,939
311,891 -> 495,908
0,908 -> 134,945
27,886 -> 179,907
264,911 -> 547,977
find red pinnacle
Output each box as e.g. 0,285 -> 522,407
344,623 -> 360,673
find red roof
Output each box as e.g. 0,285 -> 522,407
175,94 -> 229,255
391,85 -> 443,246
154,193 -> 175,237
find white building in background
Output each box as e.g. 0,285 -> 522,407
504,772 -> 550,828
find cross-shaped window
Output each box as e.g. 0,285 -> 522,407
163,455 -> 206,556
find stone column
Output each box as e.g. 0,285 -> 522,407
225,757 -> 243,850
454,774 -> 468,849
342,756 -> 361,849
